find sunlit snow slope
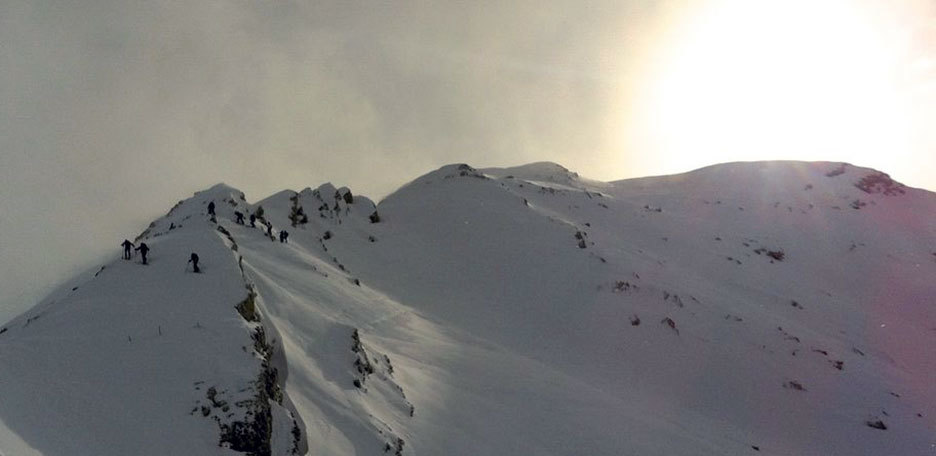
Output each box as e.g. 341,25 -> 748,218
1,161 -> 933,456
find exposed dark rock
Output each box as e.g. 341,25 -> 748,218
217,225 -> 239,251
217,325 -> 284,456
855,172 -> 906,195
236,289 -> 260,323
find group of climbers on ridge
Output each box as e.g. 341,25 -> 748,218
121,239 -> 150,265
120,198 -> 292,273
119,239 -> 163,268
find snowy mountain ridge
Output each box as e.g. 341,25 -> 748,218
1,160 -> 934,455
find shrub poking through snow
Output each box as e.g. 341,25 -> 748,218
661,317 -> 678,335
825,163 -> 847,177
613,281 -> 637,293
351,329 -> 375,387
384,437 -> 405,455
383,354 -> 394,374
865,419 -> 887,430
288,193 -> 308,227
447,163 -> 484,178
783,380 -> 806,391
754,248 -> 785,261
663,292 -> 684,307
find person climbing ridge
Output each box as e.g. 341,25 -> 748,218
121,239 -> 135,260
280,230 -> 289,243
207,201 -> 215,216
234,211 -> 245,225
249,214 -> 256,227
188,252 -> 200,273
135,242 -> 150,265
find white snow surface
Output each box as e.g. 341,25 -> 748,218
1,161 -> 934,455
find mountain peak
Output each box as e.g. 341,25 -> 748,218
2,161 -> 934,455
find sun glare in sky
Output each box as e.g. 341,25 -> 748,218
625,0 -> 919,178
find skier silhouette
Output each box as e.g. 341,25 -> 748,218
188,252 -> 200,273
234,211 -> 245,225
135,242 -> 150,265
121,239 -> 134,260
267,223 -> 273,237
207,201 -> 215,216
249,214 -> 256,227
279,230 -> 289,243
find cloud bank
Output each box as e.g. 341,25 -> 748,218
1,0 -> 932,322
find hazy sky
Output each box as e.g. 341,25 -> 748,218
1,0 -> 934,323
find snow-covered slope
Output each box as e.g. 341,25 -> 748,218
0,185 -> 306,456
1,161 -> 933,455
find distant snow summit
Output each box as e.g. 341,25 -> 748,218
1,161 -> 933,455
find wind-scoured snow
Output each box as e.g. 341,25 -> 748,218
1,161 -> 933,455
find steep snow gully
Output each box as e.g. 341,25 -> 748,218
1,161 -> 934,455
